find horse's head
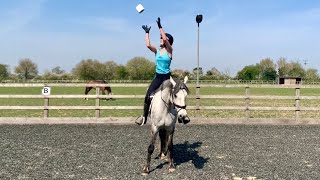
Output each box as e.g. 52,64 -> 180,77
170,76 -> 189,122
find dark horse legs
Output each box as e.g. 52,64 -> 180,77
85,87 -> 112,101
143,129 -> 175,175
142,130 -> 158,175
167,133 -> 175,172
84,87 -> 93,100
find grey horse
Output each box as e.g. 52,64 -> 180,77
142,76 -> 189,175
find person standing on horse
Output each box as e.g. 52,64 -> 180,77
135,17 -> 174,126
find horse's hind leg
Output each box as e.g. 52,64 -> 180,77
167,133 -> 175,173
84,87 -> 92,100
101,88 -> 108,101
106,86 -> 113,100
142,130 -> 158,175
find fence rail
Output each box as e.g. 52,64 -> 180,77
2,79 -> 320,85
2,83 -> 320,88
1,83 -> 320,120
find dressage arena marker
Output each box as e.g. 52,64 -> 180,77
42,86 -> 51,95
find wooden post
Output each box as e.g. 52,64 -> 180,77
245,85 -> 250,120
196,85 -> 200,117
44,97 -> 49,118
96,87 -> 100,118
295,85 -> 300,120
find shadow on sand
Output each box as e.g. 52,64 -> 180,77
173,141 -> 209,169
150,141 -> 209,172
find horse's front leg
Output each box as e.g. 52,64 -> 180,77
142,129 -> 158,175
167,132 -> 175,173
158,129 -> 167,160
84,87 -> 92,100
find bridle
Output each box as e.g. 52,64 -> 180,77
172,88 -> 187,112
159,81 -> 190,123
160,83 -> 187,112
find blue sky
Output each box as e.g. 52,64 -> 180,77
0,0 -> 319,76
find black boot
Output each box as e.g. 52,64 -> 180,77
143,103 -> 149,124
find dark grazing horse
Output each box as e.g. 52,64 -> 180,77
85,80 -> 112,100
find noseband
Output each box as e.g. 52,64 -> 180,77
172,85 -> 187,111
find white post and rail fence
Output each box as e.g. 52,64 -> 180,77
1,83 -> 320,125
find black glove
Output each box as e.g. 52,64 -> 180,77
156,17 -> 162,29
142,25 -> 151,33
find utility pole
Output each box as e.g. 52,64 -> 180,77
303,59 -> 308,69
196,14 -> 203,115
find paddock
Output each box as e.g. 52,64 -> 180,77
1,83 -> 320,124
1,124 -> 319,179
1,83 -> 320,179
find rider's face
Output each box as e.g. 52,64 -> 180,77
160,38 -> 164,47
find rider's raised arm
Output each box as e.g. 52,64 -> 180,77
142,25 -> 157,54
145,33 -> 157,54
156,17 -> 173,55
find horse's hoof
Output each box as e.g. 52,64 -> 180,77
142,166 -> 149,175
168,167 -> 176,173
160,154 -> 167,161
183,119 -> 190,124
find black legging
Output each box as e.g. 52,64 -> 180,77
143,73 -> 171,120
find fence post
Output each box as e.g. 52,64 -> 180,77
96,87 -> 100,118
245,85 -> 250,120
295,85 -> 300,120
42,85 -> 51,119
44,98 -> 49,118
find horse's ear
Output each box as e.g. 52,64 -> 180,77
170,76 -> 176,87
183,76 -> 188,84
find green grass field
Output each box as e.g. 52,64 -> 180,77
1,86 -> 320,118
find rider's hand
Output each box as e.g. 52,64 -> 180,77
156,17 -> 162,29
142,25 -> 151,33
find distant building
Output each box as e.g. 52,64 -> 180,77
278,77 -> 302,85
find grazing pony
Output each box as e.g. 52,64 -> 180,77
84,80 -> 112,100
142,76 -> 189,175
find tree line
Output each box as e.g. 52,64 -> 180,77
0,57 -> 318,82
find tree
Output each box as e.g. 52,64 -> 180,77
205,67 -> 222,80
236,65 -> 260,80
304,68 -> 319,81
277,57 -> 290,77
126,57 -> 155,80
258,58 -> 276,71
14,58 -> 38,80
258,58 -> 277,79
0,64 -> 9,81
261,68 -> 277,81
192,67 -> 203,80
114,65 -> 128,80
288,61 -> 305,77
51,66 -> 65,75
100,61 -> 118,80
72,59 -> 103,80
171,69 -> 190,79
42,70 -> 58,80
